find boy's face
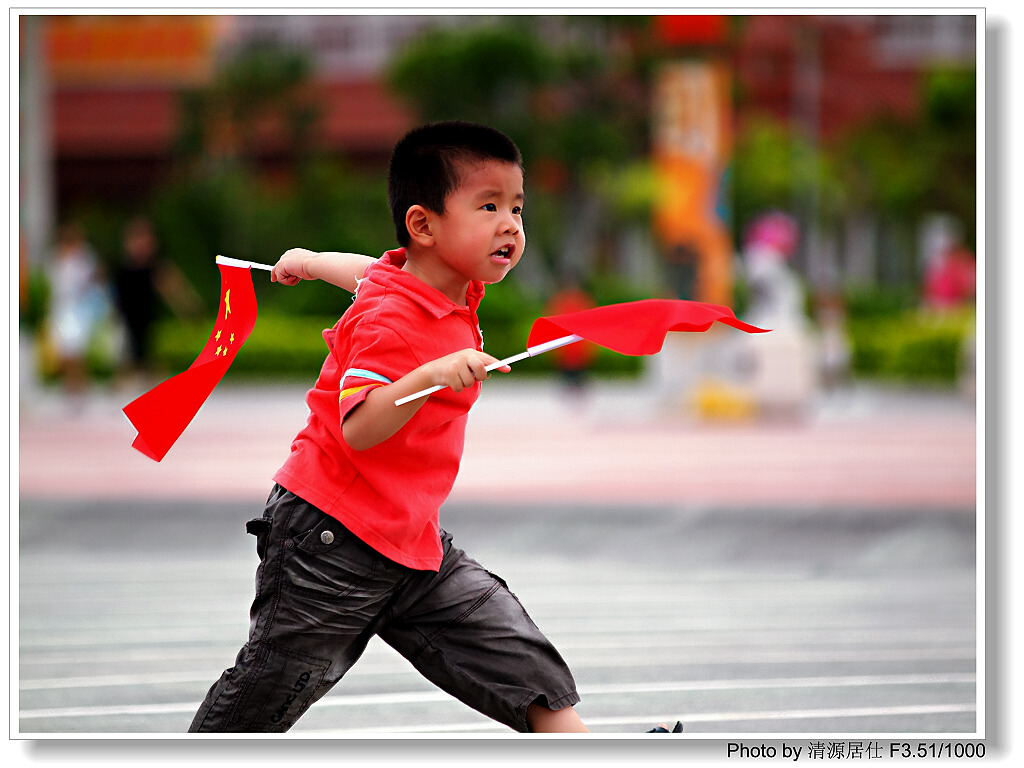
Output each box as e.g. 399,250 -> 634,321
429,160 -> 525,285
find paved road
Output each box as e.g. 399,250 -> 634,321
16,380 -> 979,739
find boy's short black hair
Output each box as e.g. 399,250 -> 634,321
388,121 -> 523,247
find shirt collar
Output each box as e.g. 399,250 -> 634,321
364,248 -> 485,318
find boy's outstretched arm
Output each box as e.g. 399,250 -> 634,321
272,248 -> 376,292
342,349 -> 510,451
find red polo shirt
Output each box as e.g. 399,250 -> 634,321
273,249 -> 485,571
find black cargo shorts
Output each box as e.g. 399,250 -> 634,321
189,485 -> 579,733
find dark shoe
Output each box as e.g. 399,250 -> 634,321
647,720 -> 683,733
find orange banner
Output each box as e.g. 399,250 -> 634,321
651,60 -> 733,305
44,15 -> 217,85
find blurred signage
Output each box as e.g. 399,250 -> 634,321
44,15 -> 219,85
651,60 -> 733,305
654,15 -> 728,46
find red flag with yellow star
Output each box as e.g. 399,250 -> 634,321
123,263 -> 258,461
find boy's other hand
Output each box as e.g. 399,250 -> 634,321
344,348 -> 509,451
426,349 -> 510,393
272,248 -> 317,285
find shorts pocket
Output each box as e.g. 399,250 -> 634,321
231,644 -> 330,732
293,515 -> 345,555
282,521 -> 382,602
246,517 -> 271,560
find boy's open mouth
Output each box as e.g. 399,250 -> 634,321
491,245 -> 514,261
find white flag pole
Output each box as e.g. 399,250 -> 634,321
214,254 -> 583,406
216,255 -> 274,272
394,334 -> 583,406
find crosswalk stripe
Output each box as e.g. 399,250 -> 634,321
19,673 -> 976,719
19,670 -> 976,694
297,704 -> 980,735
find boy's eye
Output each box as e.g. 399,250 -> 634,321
481,203 -> 523,215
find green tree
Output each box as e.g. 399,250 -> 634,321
919,67 -> 976,246
836,67 -> 975,233
824,64 -> 976,291
385,17 -> 653,287
730,117 -> 844,244
151,44 -> 393,316
176,43 -> 320,170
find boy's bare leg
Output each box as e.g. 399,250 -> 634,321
526,703 -> 590,733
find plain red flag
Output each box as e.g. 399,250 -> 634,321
526,298 -> 769,355
395,298 -> 769,406
123,263 -> 258,461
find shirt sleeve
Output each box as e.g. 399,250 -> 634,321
336,319 -> 420,422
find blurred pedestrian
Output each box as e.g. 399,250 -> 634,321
742,211 -> 805,330
545,276 -> 597,401
45,222 -> 104,402
737,211 -> 818,417
113,217 -> 159,376
664,241 -> 700,301
923,240 -> 976,311
113,216 -> 201,382
815,292 -> 852,390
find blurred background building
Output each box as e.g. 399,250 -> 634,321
30,16 -> 976,212
18,13 -> 979,413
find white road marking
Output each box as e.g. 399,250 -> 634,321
19,673 -> 975,719
295,703 -> 978,734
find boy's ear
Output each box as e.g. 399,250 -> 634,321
405,205 -> 434,246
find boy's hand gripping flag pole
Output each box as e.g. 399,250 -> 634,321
394,334 -> 584,406
395,298 -> 770,406
123,258 -> 261,462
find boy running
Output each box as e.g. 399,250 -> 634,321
189,121 -> 588,734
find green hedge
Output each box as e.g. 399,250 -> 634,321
152,313 -> 337,380
847,308 -> 974,383
150,267 -> 649,380
70,267 -> 976,387
151,316 -> 644,382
